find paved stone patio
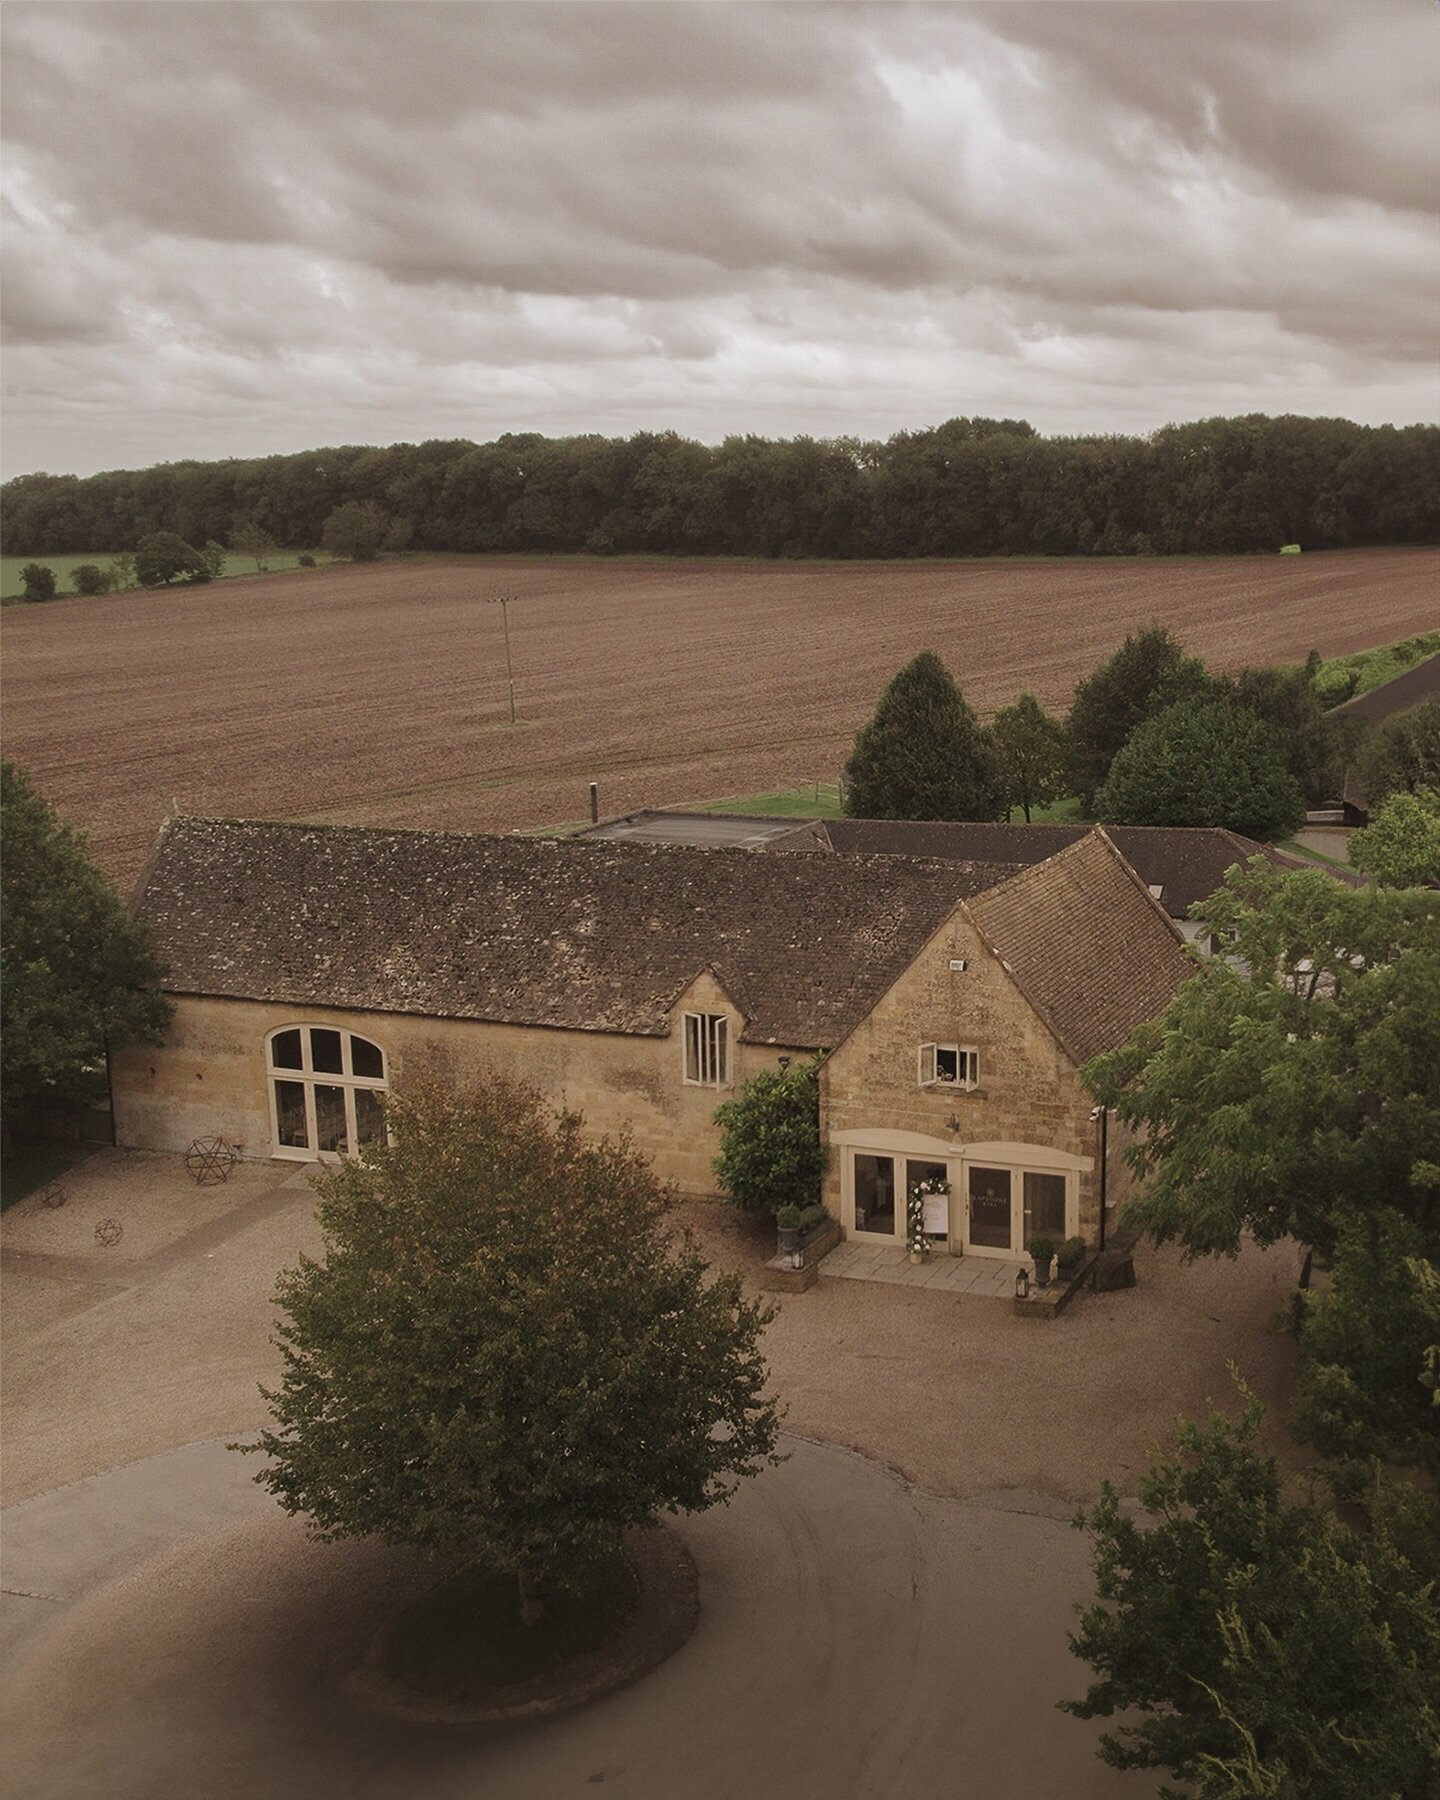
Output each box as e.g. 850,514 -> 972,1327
820,1241 -> 1025,1298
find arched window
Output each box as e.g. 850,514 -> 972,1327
266,1026 -> 388,1158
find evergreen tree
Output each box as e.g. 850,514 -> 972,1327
843,650 -> 1005,821
1095,699 -> 1304,840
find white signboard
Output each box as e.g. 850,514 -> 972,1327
922,1193 -> 949,1234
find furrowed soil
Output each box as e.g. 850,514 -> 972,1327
3,547 -> 1435,884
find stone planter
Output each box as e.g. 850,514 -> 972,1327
1032,1255 -> 1053,1290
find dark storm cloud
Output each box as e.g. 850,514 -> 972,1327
2,2 -> 1436,477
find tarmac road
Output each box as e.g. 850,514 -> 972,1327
0,1435 -> 1151,1800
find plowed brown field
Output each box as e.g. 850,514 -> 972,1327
3,548 -> 1436,884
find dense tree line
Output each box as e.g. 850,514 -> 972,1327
4,414 -> 1436,560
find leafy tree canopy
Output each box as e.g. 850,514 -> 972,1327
712,1058 -> 824,1216
1351,787 -> 1440,888
245,1074 -> 781,1616
843,649 -> 1005,821
321,499 -> 386,562
1085,863 -> 1440,1262
1228,659 -> 1349,805
70,563 -> 110,596
1065,1394 -> 1440,1800
1291,1209 -> 1440,1484
1357,701 -> 1440,812
1,761 -> 171,1121
135,530 -> 210,587
1095,699 -> 1305,841
231,518 -> 278,572
991,690 -> 1069,822
19,562 -> 55,601
1067,624 -> 1214,809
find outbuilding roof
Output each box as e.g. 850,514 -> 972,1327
132,816 -> 1016,1047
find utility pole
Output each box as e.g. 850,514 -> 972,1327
488,592 -> 517,725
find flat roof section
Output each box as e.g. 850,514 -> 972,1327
580,811 -> 826,850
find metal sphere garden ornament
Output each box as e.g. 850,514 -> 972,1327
185,1136 -> 239,1186
95,1218 -> 124,1248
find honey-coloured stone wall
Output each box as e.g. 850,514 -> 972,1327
820,904 -> 1104,1243
111,968 -> 796,1196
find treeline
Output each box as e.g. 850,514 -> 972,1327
4,414 -> 1437,561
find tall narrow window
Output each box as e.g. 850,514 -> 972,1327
683,1012 -> 730,1086
266,1026 -> 388,1158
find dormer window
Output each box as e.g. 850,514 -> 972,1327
919,1043 -> 979,1089
683,1012 -> 731,1086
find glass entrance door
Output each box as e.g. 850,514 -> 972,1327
967,1166 -> 1013,1253
853,1153 -> 897,1237
906,1158 -> 951,1250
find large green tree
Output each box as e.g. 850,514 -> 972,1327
245,1075 -> 781,1622
843,650 -> 1005,820
135,530 -> 209,586
1356,701 -> 1440,811
1084,863 -> 1440,1263
1095,699 -> 1305,840
1290,1211 -> 1440,1484
1230,659 -> 1348,804
991,690 -> 1069,822
0,761 -> 171,1126
320,499 -> 386,562
1065,1396 -> 1439,1800
1350,787 -> 1440,888
1067,624 -> 1214,808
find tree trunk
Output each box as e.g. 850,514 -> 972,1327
517,1560 -> 547,1627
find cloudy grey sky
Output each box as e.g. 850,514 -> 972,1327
3,1 -> 1437,479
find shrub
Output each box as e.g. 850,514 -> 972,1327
71,564 -> 109,596
1027,1234 -> 1057,1261
298,553 -> 317,568
775,1204 -> 803,1231
1058,1235 -> 1086,1267
19,563 -> 56,601
712,1058 -> 824,1215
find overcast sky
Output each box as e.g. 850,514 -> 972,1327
3,1 -> 1437,480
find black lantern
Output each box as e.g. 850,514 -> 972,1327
1015,1267 -> 1030,1300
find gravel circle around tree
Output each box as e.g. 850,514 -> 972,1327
344,1524 -> 699,1728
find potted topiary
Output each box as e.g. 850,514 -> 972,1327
1027,1234 -> 1057,1289
1057,1235 -> 1086,1276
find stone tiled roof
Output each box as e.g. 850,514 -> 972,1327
818,819 -> 1309,919
132,816 -> 1015,1047
967,830 -> 1195,1066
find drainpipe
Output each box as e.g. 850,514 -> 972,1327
1096,1105 -> 1108,1252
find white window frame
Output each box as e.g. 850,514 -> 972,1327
682,1011 -> 731,1087
918,1042 -> 979,1090
266,1025 -> 389,1161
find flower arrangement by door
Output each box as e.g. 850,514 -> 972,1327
906,1174 -> 950,1262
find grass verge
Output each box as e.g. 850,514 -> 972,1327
381,1543 -> 639,1699
697,784 -> 843,818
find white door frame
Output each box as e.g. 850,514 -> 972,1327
833,1130 -> 1091,1258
